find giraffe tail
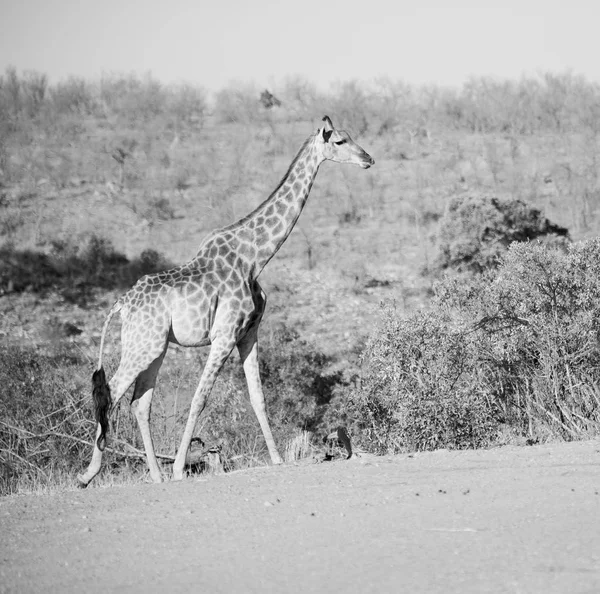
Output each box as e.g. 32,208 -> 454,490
92,300 -> 122,451
92,367 -> 111,451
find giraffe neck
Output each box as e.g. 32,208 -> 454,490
230,132 -> 323,276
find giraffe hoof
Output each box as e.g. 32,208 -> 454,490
76,475 -> 89,489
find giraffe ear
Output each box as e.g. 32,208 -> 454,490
322,116 -> 334,142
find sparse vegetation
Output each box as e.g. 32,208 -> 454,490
0,346 -> 90,493
3,66 -> 600,492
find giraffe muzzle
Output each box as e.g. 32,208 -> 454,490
360,154 -> 375,169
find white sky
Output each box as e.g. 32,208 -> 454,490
1,0 -> 599,90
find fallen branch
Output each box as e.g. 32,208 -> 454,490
0,421 -> 223,469
530,399 -> 580,438
0,448 -> 49,479
0,421 -> 174,462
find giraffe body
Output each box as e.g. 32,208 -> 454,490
78,116 -> 374,486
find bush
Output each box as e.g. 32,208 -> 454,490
446,240 -> 600,439
100,73 -> 167,125
434,195 -> 569,274
167,83 -> 207,131
442,72 -> 600,134
50,76 -> 96,116
0,235 -> 172,301
351,305 -> 497,454
354,240 -> 600,454
259,326 -> 343,433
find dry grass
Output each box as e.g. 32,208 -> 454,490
284,430 -> 314,463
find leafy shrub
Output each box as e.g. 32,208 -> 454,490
445,240 -> 600,439
259,327 -> 343,433
0,235 -> 172,301
350,305 -> 497,454
354,240 -> 600,454
434,195 -> 569,274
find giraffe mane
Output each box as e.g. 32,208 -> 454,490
268,133 -> 315,198
234,132 -> 317,226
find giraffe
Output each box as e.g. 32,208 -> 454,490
77,116 -> 374,487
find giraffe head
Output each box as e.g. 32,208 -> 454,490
316,115 -> 374,169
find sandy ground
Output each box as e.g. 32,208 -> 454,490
1,440 -> 599,594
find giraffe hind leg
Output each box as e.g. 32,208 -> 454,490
78,346 -> 167,487
131,350 -> 167,483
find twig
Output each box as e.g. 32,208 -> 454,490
0,422 -> 221,465
556,401 -> 583,433
470,313 -> 531,335
530,399 -> 579,438
0,448 -> 49,479
0,421 -> 174,461
110,437 -> 176,461
0,420 -> 38,438
571,409 -> 600,430
38,397 -> 88,422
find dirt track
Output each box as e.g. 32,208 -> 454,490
1,441 -> 599,593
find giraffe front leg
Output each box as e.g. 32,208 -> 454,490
238,334 -> 283,465
172,338 -> 236,481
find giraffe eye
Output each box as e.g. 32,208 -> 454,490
334,139 -> 347,146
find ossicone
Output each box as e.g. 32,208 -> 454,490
322,115 -> 334,130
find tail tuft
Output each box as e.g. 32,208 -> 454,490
92,367 -> 111,451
